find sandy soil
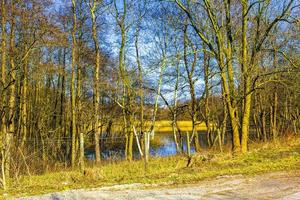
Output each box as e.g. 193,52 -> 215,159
14,171 -> 300,200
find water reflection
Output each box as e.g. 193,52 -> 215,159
85,132 -> 228,160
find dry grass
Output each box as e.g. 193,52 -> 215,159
2,135 -> 300,199
100,120 -> 208,133
150,120 -> 208,132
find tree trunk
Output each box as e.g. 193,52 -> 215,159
1,0 -> 7,189
115,0 -> 132,160
272,91 -> 278,141
89,1 -> 101,164
220,69 -> 241,153
76,55 -> 82,158
60,47 -> 66,161
173,51 -> 180,153
221,94 -> 228,145
135,20 -> 144,137
79,132 -> 84,170
241,0 -> 251,153
20,57 -> 28,147
183,25 -> 200,152
261,110 -> 267,141
6,5 -> 16,182
71,0 -> 77,167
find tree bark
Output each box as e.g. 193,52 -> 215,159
241,0 -> 251,153
89,0 -> 101,164
20,57 -> 28,147
6,3 -> 16,182
0,0 -> 7,189
71,0 -> 77,167
183,24 -> 200,152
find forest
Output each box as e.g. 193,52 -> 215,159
0,0 -> 299,195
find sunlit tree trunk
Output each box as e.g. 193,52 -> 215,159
89,0 -> 101,164
258,93 -> 267,141
183,24 -> 200,152
76,0 -> 86,167
120,24 -> 129,160
60,47 -> 67,162
6,3 -> 16,183
114,0 -> 134,161
176,0 -> 241,154
0,0 -> 7,189
253,94 -> 261,140
70,0 -> 77,167
271,52 -> 278,141
221,90 -> 228,146
223,0 -> 241,153
173,52 -> 180,153
135,19 -> 144,137
241,0 -> 251,153
220,59 -> 241,154
76,53 -> 82,158
20,57 -> 28,147
272,91 -> 278,141
0,0 -> 6,133
203,48 -> 211,148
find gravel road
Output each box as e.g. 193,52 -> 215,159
14,171 -> 300,200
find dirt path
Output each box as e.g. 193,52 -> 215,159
15,171 -> 300,200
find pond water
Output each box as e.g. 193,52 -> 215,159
85,132 -> 231,160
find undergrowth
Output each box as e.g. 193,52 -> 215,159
1,135 -> 300,199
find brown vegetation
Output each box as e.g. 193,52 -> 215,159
0,0 -> 299,192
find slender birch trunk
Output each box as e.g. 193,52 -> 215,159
172,52 -> 180,153
0,0 -> 7,189
71,0 -> 77,167
221,90 -> 228,145
6,2 -> 16,182
183,24 -> 200,152
20,57 -> 28,147
203,48 -> 211,148
89,0 -> 101,163
114,0 -> 133,161
135,18 -> 146,155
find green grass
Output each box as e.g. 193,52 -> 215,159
2,136 -> 300,199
